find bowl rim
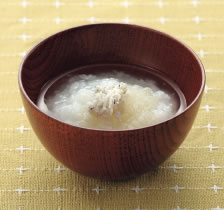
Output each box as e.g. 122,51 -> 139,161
18,23 -> 206,132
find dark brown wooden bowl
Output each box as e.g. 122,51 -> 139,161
18,24 -> 205,180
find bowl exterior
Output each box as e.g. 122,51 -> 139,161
20,89 -> 202,180
19,23 -> 205,180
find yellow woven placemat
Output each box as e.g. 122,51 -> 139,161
1,0 -> 224,209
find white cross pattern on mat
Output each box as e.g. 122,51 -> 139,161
191,0 -> 200,7
158,17 -> 169,24
19,17 -> 32,24
87,1 -> 96,8
131,186 -> 145,193
198,49 -> 224,58
210,185 -> 224,193
206,69 -> 224,73
88,16 -> 99,23
170,185 -> 185,193
53,187 -> 67,195
204,85 -> 214,93
16,125 -> 31,134
14,188 -> 30,195
201,105 -> 216,112
172,207 -> 187,210
120,0 -> 132,8
19,51 -> 27,57
156,0 -> 168,8
168,164 -> 184,173
193,16 -> 202,24
198,49 -> 207,57
16,166 -> 30,174
16,145 -> 31,154
205,144 -> 220,152
202,124 -> 217,132
92,186 -> 104,195
196,32 -> 203,40
16,107 -> 25,114
21,0 -> 28,8
212,207 -> 224,210
123,17 -> 131,23
53,0 -> 64,8
19,34 -> 32,41
207,164 -> 222,172
133,208 -> 147,210
54,17 -> 63,24
54,166 -> 67,173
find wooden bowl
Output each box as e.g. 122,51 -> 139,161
18,24 -> 205,180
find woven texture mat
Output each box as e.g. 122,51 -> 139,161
0,0 -> 224,209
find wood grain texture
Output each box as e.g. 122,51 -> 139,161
18,24 -> 205,180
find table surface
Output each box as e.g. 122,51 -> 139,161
1,0 -> 224,209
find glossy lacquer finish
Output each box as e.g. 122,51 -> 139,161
19,24 -> 205,180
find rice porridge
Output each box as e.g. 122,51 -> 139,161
37,70 -> 185,130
